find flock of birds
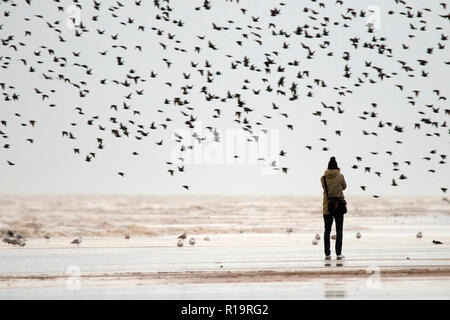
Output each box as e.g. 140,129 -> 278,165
1,228 -> 442,247
308,230 -> 442,245
0,0 -> 448,197
0,229 -> 207,247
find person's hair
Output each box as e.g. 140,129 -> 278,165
327,156 -> 339,170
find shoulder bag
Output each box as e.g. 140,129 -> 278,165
323,176 -> 347,215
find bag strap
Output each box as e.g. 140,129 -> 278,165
323,176 -> 329,199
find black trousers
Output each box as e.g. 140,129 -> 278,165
323,212 -> 344,256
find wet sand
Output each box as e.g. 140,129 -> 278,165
1,233 -> 450,299
2,276 -> 449,299
1,196 -> 449,299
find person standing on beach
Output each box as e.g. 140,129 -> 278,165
320,156 -> 347,260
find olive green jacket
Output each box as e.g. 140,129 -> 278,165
321,169 -> 347,214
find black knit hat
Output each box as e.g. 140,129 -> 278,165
328,156 -> 338,170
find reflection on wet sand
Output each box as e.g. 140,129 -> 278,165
324,281 -> 346,298
323,260 -> 344,267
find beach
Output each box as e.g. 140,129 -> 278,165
1,195 -> 449,299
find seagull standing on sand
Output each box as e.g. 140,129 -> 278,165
71,237 -> 82,246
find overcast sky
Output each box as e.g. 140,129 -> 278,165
0,0 -> 448,196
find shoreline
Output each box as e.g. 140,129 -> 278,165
3,265 -> 450,283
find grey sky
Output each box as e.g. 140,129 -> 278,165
0,0 -> 448,196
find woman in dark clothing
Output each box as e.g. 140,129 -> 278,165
320,156 -> 347,260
